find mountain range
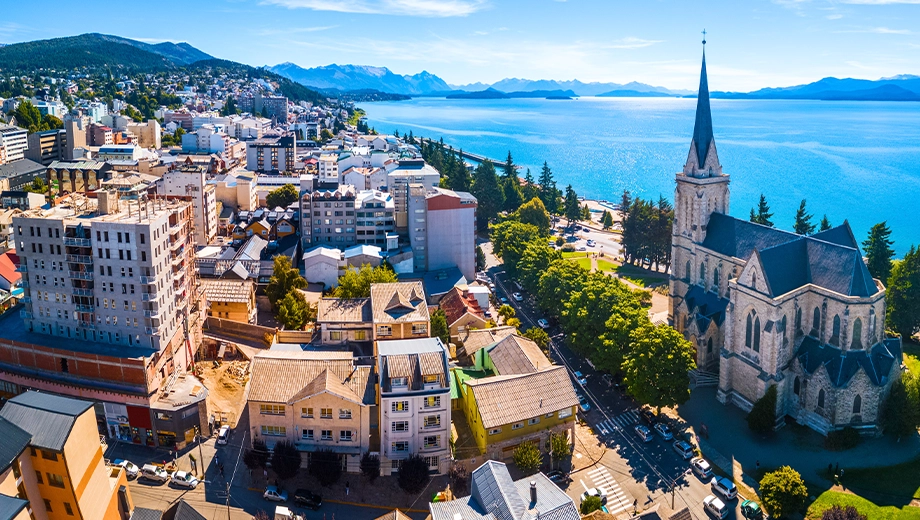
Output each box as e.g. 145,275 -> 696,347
711,76 -> 920,101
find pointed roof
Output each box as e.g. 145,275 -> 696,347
691,49 -> 714,170
287,368 -> 363,406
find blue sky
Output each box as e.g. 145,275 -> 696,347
2,0 -> 919,91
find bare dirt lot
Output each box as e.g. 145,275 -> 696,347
196,360 -> 249,428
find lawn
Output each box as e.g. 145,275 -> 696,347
840,456 -> 920,499
612,264 -> 666,287
571,258 -> 593,270
561,251 -> 589,259
807,490 -> 920,520
597,259 -> 618,272
903,340 -> 920,375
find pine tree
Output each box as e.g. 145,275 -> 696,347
601,210 -> 614,230
863,222 -> 895,282
538,162 -> 558,214
502,151 -> 516,180
581,204 -> 591,222
563,185 -> 580,223
471,160 -> 504,231
522,168 -> 538,202
619,190 -> 632,222
886,245 -> 920,341
793,199 -> 816,235
750,194 -> 774,227
820,214 -> 832,232
502,176 -> 524,213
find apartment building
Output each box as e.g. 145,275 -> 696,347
246,136 -> 296,173
386,160 -> 441,231
87,124 -> 114,147
0,391 -> 134,520
377,338 -> 451,476
63,119 -> 87,162
239,91 -> 289,122
407,186 -> 478,280
225,116 -> 271,140
181,125 -> 230,156
371,282 -> 430,342
300,185 -> 357,248
0,124 -> 29,162
342,166 -> 387,191
159,165 -> 218,245
211,171 -> 258,212
96,145 -> 144,162
318,154 -> 339,185
200,279 -> 256,323
25,129 -> 68,167
355,190 -> 395,249
125,119 -> 161,149
245,351 -> 375,473
47,160 -> 112,194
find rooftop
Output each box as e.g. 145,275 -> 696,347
370,282 -> 429,324
0,415 -> 31,474
317,298 -> 371,323
0,391 -> 94,451
200,279 -> 254,303
246,350 -> 374,405
465,366 -> 579,429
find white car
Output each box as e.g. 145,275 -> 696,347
139,464 -> 169,483
263,485 -> 289,502
512,292 -> 524,302
573,371 -> 587,385
170,470 -> 199,489
581,487 -> 608,505
587,239 -> 596,247
537,318 -> 550,329
654,422 -> 673,441
577,393 -> 591,412
113,459 -> 139,479
634,424 -> 654,443
711,476 -> 738,500
703,494 -> 729,519
691,457 -> 713,479
576,245 -> 587,252
217,425 -> 231,445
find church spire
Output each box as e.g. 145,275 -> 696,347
685,32 -> 721,176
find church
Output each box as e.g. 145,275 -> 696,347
668,45 -> 902,435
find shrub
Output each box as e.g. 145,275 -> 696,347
308,448 -> 343,486
270,441 -> 302,481
561,243 -> 576,252
243,438 -> 270,469
747,385 -> 777,435
821,505 -> 868,520
449,463 -> 470,497
512,441 -> 542,475
580,495 -> 603,515
759,466 -> 808,519
398,455 -> 431,494
360,452 -> 380,483
825,427 -> 861,451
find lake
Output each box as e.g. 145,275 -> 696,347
363,96 -> 920,256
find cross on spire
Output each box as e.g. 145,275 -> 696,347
702,29 -> 707,45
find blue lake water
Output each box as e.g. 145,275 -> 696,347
364,97 -> 920,256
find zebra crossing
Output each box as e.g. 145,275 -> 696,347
581,465 -> 634,516
594,410 -> 640,436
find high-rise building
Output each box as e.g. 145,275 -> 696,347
0,123 -> 28,162
408,186 -> 477,279
245,135 -> 296,173
159,165 -> 218,245
25,129 -> 68,166
386,160 -> 441,231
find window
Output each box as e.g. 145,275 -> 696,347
795,307 -> 803,337
707,337 -> 713,353
320,408 -> 333,419
812,307 -> 821,335
392,421 -> 409,432
424,456 -> 439,469
321,430 -> 332,441
528,417 -> 540,426
424,415 -> 440,428
699,262 -> 706,286
558,408 -> 573,419
392,442 -> 409,453
260,425 -> 286,436
302,407 -> 313,418
817,389 -> 825,410
412,324 -> 427,335
330,331 -> 342,341
831,315 -> 841,346
424,396 -> 441,408
546,412 -> 555,418
35,470 -> 43,484
41,450 -> 58,461
713,266 -> 720,288
512,422 -> 524,430
377,325 -> 392,337
391,377 -> 408,387
423,374 -> 439,385
47,473 -> 65,488
852,318 -> 863,349
793,377 -> 801,395
44,500 -> 53,512
302,430 -> 314,440
354,330 -> 366,341
488,428 -> 502,435
340,409 -> 352,419
340,430 -> 353,442
259,404 -> 285,415
423,435 -> 440,449
853,395 -> 862,414
392,401 -> 409,412
64,502 -> 74,516
745,311 -> 760,352
685,260 -> 691,282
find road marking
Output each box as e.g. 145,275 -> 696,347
583,465 -> 634,515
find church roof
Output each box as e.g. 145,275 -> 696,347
795,336 -> 901,388
683,285 -> 729,332
691,50 -> 714,169
702,213 -> 797,259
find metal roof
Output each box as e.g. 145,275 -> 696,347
0,416 -> 31,474
0,494 -> 29,520
0,392 -> 94,451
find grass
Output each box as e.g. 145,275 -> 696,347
572,258 -> 593,270
840,456 -> 920,499
597,259 -> 617,272
612,263 -> 666,288
903,340 -> 920,375
561,251 -> 590,259
807,490 -> 920,520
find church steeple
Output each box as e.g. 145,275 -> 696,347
684,34 -> 722,177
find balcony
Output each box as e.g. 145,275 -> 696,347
141,292 -> 157,302
145,327 -> 160,336
74,304 -> 94,313
72,288 -> 93,297
66,254 -> 93,264
16,265 -> 27,273
170,238 -> 185,251
20,281 -> 29,288
78,322 -> 95,330
20,296 -> 30,303
144,310 -> 158,318
139,276 -> 157,284
63,237 -> 91,247
20,310 -> 32,319
69,271 -> 93,280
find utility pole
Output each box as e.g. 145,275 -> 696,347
196,426 -> 205,478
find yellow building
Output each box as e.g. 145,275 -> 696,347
453,335 -> 578,458
273,217 -> 297,238
0,391 -> 134,520
201,279 -> 257,324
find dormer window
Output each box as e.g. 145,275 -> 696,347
423,374 -> 439,386
391,377 -> 408,387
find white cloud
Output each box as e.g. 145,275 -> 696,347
836,26 -> 911,33
260,0 -> 487,17
840,0 -> 920,4
253,25 -> 338,36
606,37 -> 663,49
826,13 -> 844,19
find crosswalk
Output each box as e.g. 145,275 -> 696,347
594,410 -> 640,436
581,465 -> 634,516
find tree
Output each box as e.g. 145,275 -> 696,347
270,441 -> 302,481
397,455 -> 431,494
511,441 -> 542,475
334,264 -> 398,298
522,168 -> 538,202
522,327 -> 550,355
820,214 -> 832,232
506,317 -> 522,328
538,162 -> 559,214
887,246 -> 920,340
514,197 -> 551,236
502,176 -> 524,213
502,151 -> 516,180
277,291 -> 309,330
863,222 -> 895,283
881,371 -> 920,437
759,466 -> 808,519
471,160 -> 504,231
563,185 -> 580,223
42,114 -> 63,131
793,199 -> 816,235
581,204 -> 591,222
622,324 -> 696,413
266,184 -> 299,208
449,463 -> 470,497
537,260 -> 589,317
750,194 -> 774,227
517,242 -> 562,293
489,221 -> 541,275
24,176 -> 48,194
308,448 -> 343,486
265,256 -> 307,306
360,452 -> 380,483
320,128 -> 334,141
498,304 -> 516,322
12,101 -> 46,134
601,210 -> 614,230
547,431 -> 571,469
580,495 -> 603,515
221,96 -> 238,116
476,245 -> 487,272
746,384 -> 778,434
243,438 -> 270,470
431,309 -> 450,346
821,505 -> 868,520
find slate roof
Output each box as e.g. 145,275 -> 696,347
691,50 -> 714,169
246,351 -> 374,405
0,416 -> 31,474
429,461 -> 580,520
317,298 -> 371,323
457,327 -> 518,361
0,392 -> 94,451
683,285 -> 729,333
0,494 -> 29,520
465,366 -> 579,429
702,213 -> 797,260
161,500 -> 208,520
795,336 -> 901,388
378,338 -> 449,393
370,282 -> 429,324
486,335 -> 552,375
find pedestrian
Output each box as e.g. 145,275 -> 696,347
214,454 -> 219,466
263,468 -> 268,482
346,481 -> 350,496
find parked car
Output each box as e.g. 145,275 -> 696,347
546,470 -> 572,485
217,425 -> 231,445
576,245 -> 587,252
581,487 -> 608,505
170,471 -> 199,489
634,424 -> 654,443
711,476 -> 738,500
263,485 -> 289,502
512,292 -> 524,302
139,464 -> 169,484
499,296 -> 508,304
484,309 -> 492,318
573,371 -> 587,385
639,408 -> 656,426
577,393 -> 591,412
587,239 -> 596,247
703,494 -> 729,519
690,457 -> 713,479
672,440 -> 694,460
741,500 -> 765,520
293,488 -> 322,509
601,373 -> 614,387
113,459 -> 139,479
654,422 -> 673,441
537,318 -> 550,329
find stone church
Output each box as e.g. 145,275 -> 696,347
668,48 -> 902,435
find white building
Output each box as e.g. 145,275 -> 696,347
191,113 -> 231,131
387,160 -> 441,231
159,166 -> 218,245
0,124 -> 28,162
318,154 -> 339,185
408,186 -> 478,280
226,116 -> 271,140
181,125 -> 230,156
303,247 -> 344,288
96,144 -> 144,162
342,166 -> 387,191
377,338 -> 451,476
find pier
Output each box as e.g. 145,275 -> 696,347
419,137 -> 518,168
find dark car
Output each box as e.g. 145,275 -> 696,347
640,408 -> 656,426
294,488 -> 322,509
546,470 -> 572,485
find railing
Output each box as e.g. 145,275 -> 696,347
20,296 -> 30,303
20,310 -> 32,319
170,237 -> 186,250
69,271 -> 93,280
139,276 -> 157,284
74,304 -> 94,313
142,292 -> 157,301
72,288 -> 93,297
78,321 -> 95,330
144,310 -> 158,318
20,281 -> 29,288
16,265 -> 27,273
63,237 -> 91,247
145,327 -> 159,336
66,254 -> 93,264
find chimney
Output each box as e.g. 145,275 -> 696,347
530,480 -> 537,504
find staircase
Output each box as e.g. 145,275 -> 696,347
690,369 -> 719,388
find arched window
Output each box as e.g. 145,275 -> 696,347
713,267 -> 720,290
812,307 -> 821,336
852,395 -> 862,414
781,315 -> 788,344
745,313 -> 753,349
793,377 -> 800,395
753,317 -> 761,352
795,308 -> 802,338
685,260 -> 691,282
852,318 -> 863,349
831,315 -> 841,346
707,337 -> 713,353
700,262 -> 706,287
869,308 -> 876,341
817,389 -> 825,410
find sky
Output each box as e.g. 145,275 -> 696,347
2,0 -> 919,91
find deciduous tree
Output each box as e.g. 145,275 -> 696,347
759,466 -> 808,519
360,452 -> 380,483
489,221 -> 541,275
547,431 -> 571,469
622,324 -> 696,413
266,184 -> 299,208
522,327 -> 550,355
821,505 -> 868,520
580,496 -> 603,515
430,309 -> 450,346
517,241 -> 561,293
536,260 -> 589,317
266,256 -> 307,306
514,197 -> 551,236
334,264 -> 398,298
308,448 -> 343,486
511,442 -> 542,475
277,291 -> 309,330
270,441 -> 302,481
397,455 -> 431,494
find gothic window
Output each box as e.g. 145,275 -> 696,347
812,307 -> 821,336
795,308 -> 802,338
685,261 -> 691,282
699,262 -> 706,287
852,318 -> 863,349
869,309 -> 876,342
817,389 -> 825,410
793,377 -> 800,395
745,313 -> 753,349
707,337 -> 713,353
830,315 -> 841,346
753,317 -> 761,352
852,395 -> 861,415
781,315 -> 788,344
713,267 -> 720,290
745,310 -> 760,352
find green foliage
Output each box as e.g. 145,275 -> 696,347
220,96 -> 239,116
621,195 -> 673,270
265,256 -> 308,306
514,197 -> 551,235
536,260 -> 589,318
581,204 -> 591,222
506,317 -> 521,328
270,440 -> 302,481
502,177 -> 524,213
547,431 -> 571,467
161,127 -> 185,147
360,452 -> 380,483
334,264 -> 398,298
864,222 -> 895,282
489,220 -> 541,275
521,168 -> 538,202
580,495 -> 603,515
266,184 -> 299,208
397,455 -> 431,494
277,291 -> 310,330
23,177 -> 48,195
498,304 -> 516,322
887,246 -> 920,340
476,245 -> 487,272
522,327 -> 550,355
517,241 -> 562,293
511,441 -> 542,475
538,162 -> 560,214
825,427 -> 861,451
563,184 -> 580,222
419,139 -> 470,192
759,466 -> 808,519
881,371 -> 920,437
471,160 -> 504,231
622,324 -> 696,412
794,199 -> 816,235
320,128 -> 334,141
12,101 -> 50,134
243,438 -> 270,469
601,210 -> 614,230
821,505 -> 868,520
0,34 -> 177,73
750,193 -> 774,227
746,384 -> 778,434
448,463 -> 470,496
820,214 -> 833,232
308,448 -> 343,486
431,309 -> 450,346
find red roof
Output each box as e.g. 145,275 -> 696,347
0,251 -> 21,284
438,287 -> 484,325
